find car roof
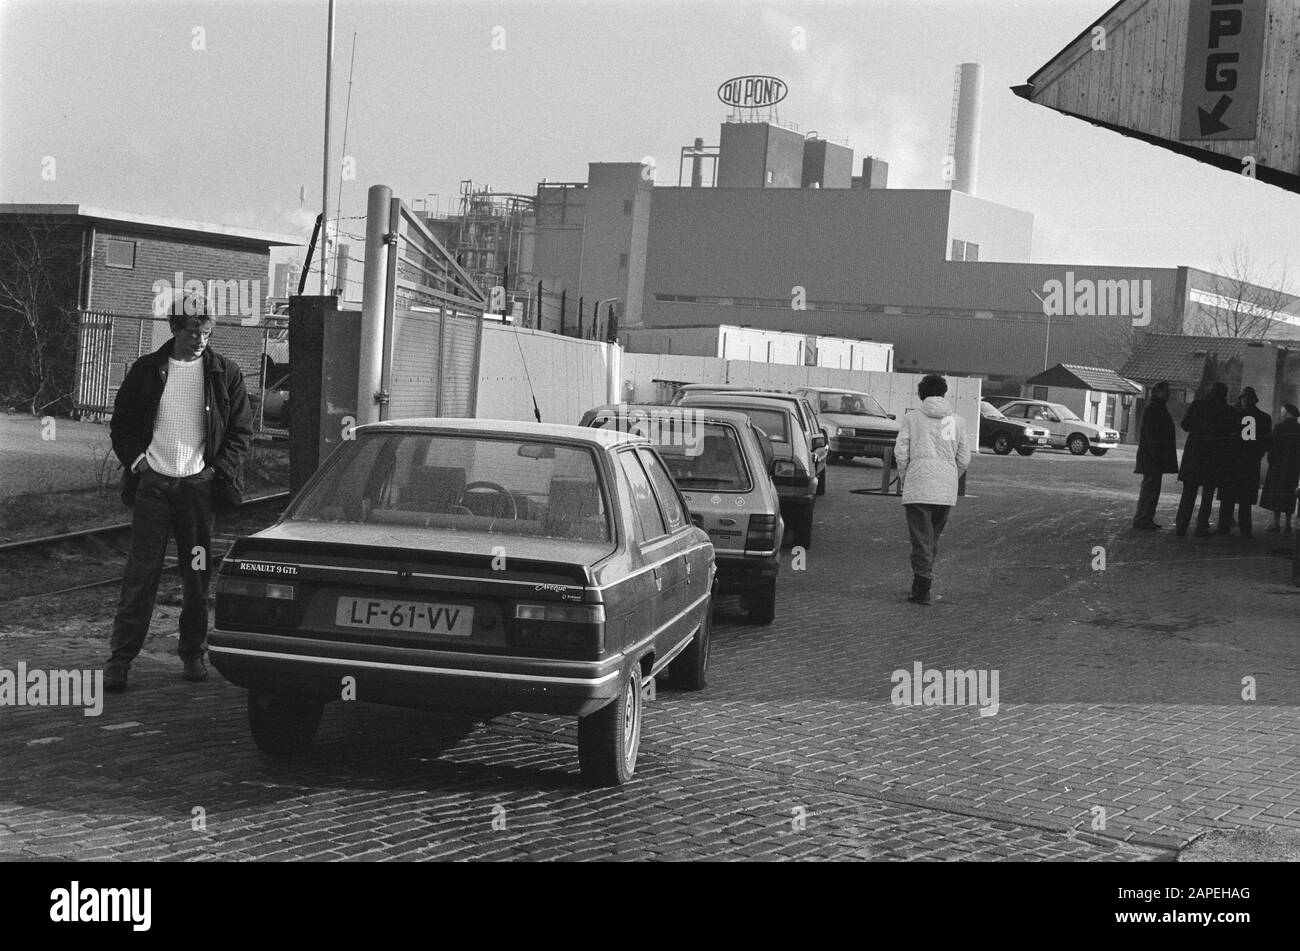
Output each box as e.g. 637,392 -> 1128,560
680,394 -> 797,414
806,387 -> 875,398
357,416 -> 645,448
585,404 -> 755,427
676,382 -> 752,391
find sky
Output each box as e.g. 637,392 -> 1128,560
2,0 -> 1297,288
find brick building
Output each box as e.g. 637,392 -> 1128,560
0,204 -> 299,414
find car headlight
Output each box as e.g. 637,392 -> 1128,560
835,426 -> 851,437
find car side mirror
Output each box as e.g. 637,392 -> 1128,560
811,434 -> 827,451
888,414 -> 896,420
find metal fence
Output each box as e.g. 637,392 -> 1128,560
72,309 -> 290,436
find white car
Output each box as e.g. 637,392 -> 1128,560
985,398 -> 1120,456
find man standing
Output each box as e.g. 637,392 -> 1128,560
895,374 -> 971,605
106,290 -> 252,692
1175,381 -> 1236,537
1216,386 -> 1271,537
1132,381 -> 1178,530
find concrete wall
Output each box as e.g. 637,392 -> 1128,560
475,323 -> 618,426
945,190 -> 1034,263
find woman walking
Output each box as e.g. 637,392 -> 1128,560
895,374 -> 971,604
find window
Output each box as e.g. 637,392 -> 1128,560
951,239 -> 965,262
638,450 -> 687,532
618,252 -> 629,269
617,451 -> 667,540
1031,386 -> 1049,400
105,239 -> 135,269
1002,403 -> 1028,419
965,242 -> 979,262
766,171 -> 774,184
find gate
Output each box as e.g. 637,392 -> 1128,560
360,187 -> 487,422
72,310 -> 115,419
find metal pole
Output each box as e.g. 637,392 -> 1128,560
560,290 -> 567,336
578,296 -> 584,339
357,185 -> 392,426
319,0 -> 336,294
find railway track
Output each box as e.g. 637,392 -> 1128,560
0,491 -> 290,604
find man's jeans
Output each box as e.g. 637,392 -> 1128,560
109,468 -> 214,666
1175,481 -> 1216,534
1133,473 -> 1163,526
905,503 -> 951,580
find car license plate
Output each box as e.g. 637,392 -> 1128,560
335,597 -> 474,635
1035,437 -> 1048,444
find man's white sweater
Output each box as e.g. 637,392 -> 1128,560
143,357 -> 207,477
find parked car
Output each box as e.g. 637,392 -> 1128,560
704,390 -> 828,495
984,397 -> 1121,456
978,400 -> 1052,455
676,393 -> 819,549
794,386 -> 900,463
209,418 -> 715,786
580,404 -> 782,624
669,383 -> 757,404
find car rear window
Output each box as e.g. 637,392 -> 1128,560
734,408 -> 789,444
287,432 -> 611,542
655,422 -> 752,492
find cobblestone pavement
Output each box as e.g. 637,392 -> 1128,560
1,445 -> 1295,860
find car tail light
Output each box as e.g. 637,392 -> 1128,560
511,602 -> 606,653
745,514 -> 779,551
772,460 -> 796,478
215,576 -> 297,627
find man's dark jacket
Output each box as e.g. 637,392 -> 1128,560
1218,405 -> 1272,503
110,339 -> 253,508
1134,400 -> 1178,475
1178,394 -> 1238,484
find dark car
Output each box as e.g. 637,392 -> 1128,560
209,418 -> 715,786
979,400 -> 1052,455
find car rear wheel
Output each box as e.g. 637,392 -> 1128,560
992,433 -> 1013,455
1067,434 -> 1089,455
578,664 -> 642,786
1089,447 -> 1109,456
1015,447 -> 1036,456
247,691 -> 324,755
671,598 -> 711,689
791,503 -> 814,549
746,576 -> 777,625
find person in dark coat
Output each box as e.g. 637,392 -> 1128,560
1132,381 -> 1179,530
1260,403 -> 1300,534
106,290 -> 252,693
1175,381 -> 1237,537
1216,386 -> 1271,537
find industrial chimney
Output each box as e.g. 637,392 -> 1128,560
947,62 -> 982,195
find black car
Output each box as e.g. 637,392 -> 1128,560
979,401 -> 1052,456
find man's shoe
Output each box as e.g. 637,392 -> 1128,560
182,657 -> 208,682
907,575 -> 932,604
104,662 -> 128,693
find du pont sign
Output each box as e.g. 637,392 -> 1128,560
718,75 -> 788,109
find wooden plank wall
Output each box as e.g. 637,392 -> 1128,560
1030,0 -> 1300,175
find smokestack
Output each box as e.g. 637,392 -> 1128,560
949,62 -> 983,195
690,137 -> 704,188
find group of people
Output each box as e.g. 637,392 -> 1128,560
1134,381 -> 1300,537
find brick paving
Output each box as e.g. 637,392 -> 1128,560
1,444 -> 1295,860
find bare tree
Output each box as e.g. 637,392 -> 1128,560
1187,244 -> 1297,339
0,219 -> 85,414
